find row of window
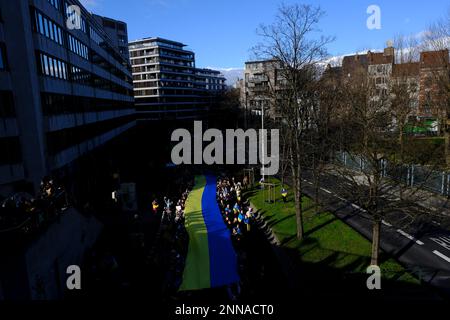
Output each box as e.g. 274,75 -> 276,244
41,93 -> 134,116
46,114 -> 135,155
34,9 -> 90,61
89,26 -> 103,46
68,34 -> 89,60
32,5 -> 129,73
37,52 -> 132,96
135,95 -> 211,103
32,8 -> 131,85
34,10 -> 64,46
39,53 -> 68,80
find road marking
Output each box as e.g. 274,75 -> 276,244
320,187 -> 332,194
382,220 -> 392,227
430,236 -> 450,251
433,250 -> 450,263
350,203 -> 367,212
396,229 -> 424,245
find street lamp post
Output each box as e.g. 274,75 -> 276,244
261,102 -> 265,182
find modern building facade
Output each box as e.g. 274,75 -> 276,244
0,0 -> 135,196
129,37 -> 226,120
92,14 -> 129,61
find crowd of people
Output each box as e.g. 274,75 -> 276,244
0,176 -> 69,238
217,177 -> 255,243
150,173 -> 260,300
151,175 -> 193,296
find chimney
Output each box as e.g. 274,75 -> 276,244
384,40 -> 394,57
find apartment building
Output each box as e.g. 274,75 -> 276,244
418,50 -> 449,120
0,0 -> 135,196
241,59 -> 281,119
129,37 -> 226,120
339,45 -> 449,128
367,46 -> 395,99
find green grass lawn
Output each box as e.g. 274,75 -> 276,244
246,178 -> 419,284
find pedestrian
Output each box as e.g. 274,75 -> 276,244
281,188 -> 288,203
152,199 -> 159,214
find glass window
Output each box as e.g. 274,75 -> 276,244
48,21 -> 54,41
52,58 -> 58,78
44,18 -> 49,37
0,44 -> 6,70
58,28 -> 63,45
57,60 -> 62,78
54,59 -> 59,78
53,24 -> 58,43
38,13 -> 44,35
43,55 -> 49,75
62,62 -> 67,79
48,57 -> 54,76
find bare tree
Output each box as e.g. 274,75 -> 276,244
389,35 -> 421,199
253,3 -> 334,240
422,10 -> 450,166
332,50 -> 441,266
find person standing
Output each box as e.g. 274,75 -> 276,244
152,199 -> 159,214
281,188 -> 288,203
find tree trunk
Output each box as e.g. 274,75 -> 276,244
313,162 -> 321,214
290,144 -> 304,240
445,130 -> 450,168
370,219 -> 381,266
295,177 -> 304,240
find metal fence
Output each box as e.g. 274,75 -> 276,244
335,151 -> 450,196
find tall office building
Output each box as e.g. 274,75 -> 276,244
92,14 -> 129,61
129,37 -> 226,120
0,0 -> 135,195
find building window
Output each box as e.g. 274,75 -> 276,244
68,34 -> 89,60
0,43 -> 7,70
38,52 -> 68,80
33,10 -> 64,46
89,26 -> 104,46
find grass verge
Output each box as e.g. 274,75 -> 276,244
246,178 -> 419,284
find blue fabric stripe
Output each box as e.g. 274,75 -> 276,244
201,175 -> 240,288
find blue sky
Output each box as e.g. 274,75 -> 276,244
80,0 -> 449,69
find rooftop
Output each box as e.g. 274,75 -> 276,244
129,37 -> 187,47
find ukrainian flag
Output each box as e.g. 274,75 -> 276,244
180,175 -> 239,291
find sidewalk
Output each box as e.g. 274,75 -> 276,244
321,164 -> 450,218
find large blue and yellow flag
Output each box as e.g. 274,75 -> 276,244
180,175 -> 239,291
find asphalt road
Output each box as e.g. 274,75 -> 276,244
294,170 -> 450,295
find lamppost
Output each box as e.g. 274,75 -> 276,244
261,101 -> 265,182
